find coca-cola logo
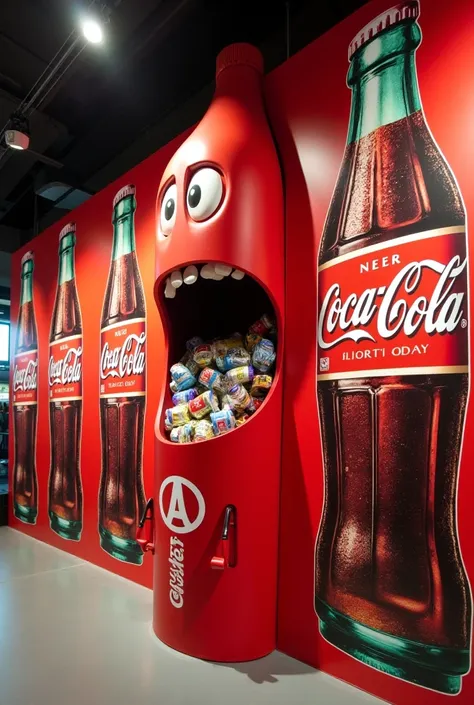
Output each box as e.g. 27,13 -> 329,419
49,347 -> 82,387
13,359 -> 38,392
318,256 -> 467,350
100,332 -> 146,380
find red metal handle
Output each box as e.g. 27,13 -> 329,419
211,505 -> 236,570
136,498 -> 155,555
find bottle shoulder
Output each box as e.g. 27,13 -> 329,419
319,111 -> 465,265
100,252 -> 146,328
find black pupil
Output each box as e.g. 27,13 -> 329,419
188,184 -> 201,208
165,198 -> 175,221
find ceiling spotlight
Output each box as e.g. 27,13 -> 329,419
5,129 -> 30,150
82,19 -> 103,44
5,114 -> 30,151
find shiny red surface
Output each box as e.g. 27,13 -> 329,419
153,46 -> 284,661
266,0 -> 474,702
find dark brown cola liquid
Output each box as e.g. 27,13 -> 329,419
316,111 -> 471,649
99,251 -> 146,544
14,299 -> 38,516
49,279 -> 83,527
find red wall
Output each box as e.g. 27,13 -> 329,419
9,131 -> 187,588
9,1 -> 474,702
266,0 -> 474,703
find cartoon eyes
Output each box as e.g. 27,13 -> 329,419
186,168 -> 223,222
159,183 -> 177,236
159,168 -> 224,237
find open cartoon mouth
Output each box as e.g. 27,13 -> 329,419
158,261 -> 278,443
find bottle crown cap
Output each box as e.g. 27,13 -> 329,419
216,43 -> 263,78
59,222 -> 76,241
348,1 -> 419,60
113,184 -> 136,208
21,250 -> 34,266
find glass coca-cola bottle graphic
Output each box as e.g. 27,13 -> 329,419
99,184 -> 146,565
48,223 -> 83,541
315,1 -> 471,695
13,251 -> 38,524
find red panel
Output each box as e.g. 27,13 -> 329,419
267,0 -> 474,702
9,131 -> 189,588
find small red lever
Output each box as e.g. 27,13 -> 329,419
211,505 -> 236,570
136,498 -> 155,555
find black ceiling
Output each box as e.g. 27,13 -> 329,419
0,0 -> 367,257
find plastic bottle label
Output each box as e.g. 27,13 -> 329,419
12,350 -> 38,405
317,226 -> 468,380
100,318 -> 146,397
49,335 -> 83,401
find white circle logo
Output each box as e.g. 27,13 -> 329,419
159,476 -> 206,534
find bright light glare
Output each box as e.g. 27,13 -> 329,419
9,143 -> 24,150
82,19 -> 103,44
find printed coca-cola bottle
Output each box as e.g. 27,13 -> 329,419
48,223 -> 83,541
315,1 -> 471,694
99,184 -> 146,565
12,251 -> 38,524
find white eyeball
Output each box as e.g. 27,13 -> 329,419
187,168 -> 223,222
160,183 -> 177,236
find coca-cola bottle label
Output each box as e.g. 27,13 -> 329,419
317,226 -> 468,380
49,335 -> 83,400
100,317 -> 146,397
13,350 -> 38,405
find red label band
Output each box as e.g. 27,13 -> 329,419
13,350 -> 38,405
317,227 -> 469,380
100,318 -> 146,397
49,335 -> 83,401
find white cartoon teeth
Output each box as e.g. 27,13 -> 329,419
214,263 -> 232,277
170,270 -> 183,288
164,278 -> 176,299
183,265 -> 198,284
164,263 -> 245,297
200,264 -> 215,280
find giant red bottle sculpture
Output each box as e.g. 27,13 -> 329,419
147,43 -> 284,661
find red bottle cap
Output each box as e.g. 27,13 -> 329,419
59,222 -> 76,241
216,43 -> 264,79
20,250 -> 34,266
348,1 -> 419,60
113,183 -> 136,207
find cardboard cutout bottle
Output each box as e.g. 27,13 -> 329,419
48,223 -> 83,541
150,43 -> 284,661
12,251 -> 38,525
315,2 -> 471,694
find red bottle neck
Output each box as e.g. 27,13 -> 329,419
214,64 -> 264,110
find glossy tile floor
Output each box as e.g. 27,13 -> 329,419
0,528 -> 384,705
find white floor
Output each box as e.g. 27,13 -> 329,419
0,527 -> 384,705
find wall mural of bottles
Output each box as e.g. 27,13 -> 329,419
8,166 -> 168,581
9,1 -> 474,703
